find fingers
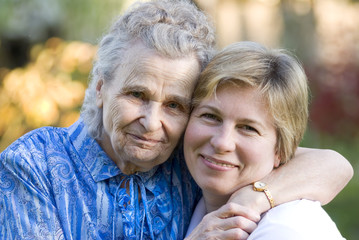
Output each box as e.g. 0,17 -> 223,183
216,202 -> 261,222
203,212 -> 257,235
220,228 -> 250,240
186,217 -> 252,240
210,202 -> 260,235
223,215 -> 258,234
186,203 -> 261,240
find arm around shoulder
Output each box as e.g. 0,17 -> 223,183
229,147 -> 353,214
292,147 -> 353,205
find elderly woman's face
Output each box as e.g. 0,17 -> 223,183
184,84 -> 280,197
96,44 -> 200,174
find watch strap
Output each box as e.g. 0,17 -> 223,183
263,188 -> 275,209
253,181 -> 275,209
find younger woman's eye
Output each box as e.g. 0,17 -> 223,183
241,125 -> 258,133
201,113 -> 220,121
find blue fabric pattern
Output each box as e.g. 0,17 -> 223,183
0,119 -> 200,239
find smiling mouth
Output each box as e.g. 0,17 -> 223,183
128,133 -> 162,144
202,155 -> 237,168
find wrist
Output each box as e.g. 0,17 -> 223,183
228,185 -> 271,215
253,181 -> 275,209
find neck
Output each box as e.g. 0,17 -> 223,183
202,191 -> 231,213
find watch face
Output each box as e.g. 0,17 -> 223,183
254,182 -> 266,188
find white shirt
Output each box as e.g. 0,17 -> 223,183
186,198 -> 345,240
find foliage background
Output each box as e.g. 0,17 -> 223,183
0,0 -> 358,239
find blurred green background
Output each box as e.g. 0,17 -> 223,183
0,0 -> 358,239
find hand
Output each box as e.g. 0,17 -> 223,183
228,184 -> 271,215
185,202 -> 260,240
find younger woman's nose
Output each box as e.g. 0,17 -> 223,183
209,126 -> 236,153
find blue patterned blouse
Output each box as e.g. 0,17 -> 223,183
0,119 -> 200,239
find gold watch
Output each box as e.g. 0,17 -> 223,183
253,181 -> 275,209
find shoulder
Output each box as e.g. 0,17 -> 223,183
165,147 -> 199,193
0,124 -> 76,195
249,200 -> 345,240
157,147 -> 201,228
185,197 -> 206,237
1,125 -> 72,169
2,126 -> 69,154
160,146 -> 189,178
1,126 -> 66,162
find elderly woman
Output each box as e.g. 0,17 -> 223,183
0,0 -> 352,239
184,41 -> 345,239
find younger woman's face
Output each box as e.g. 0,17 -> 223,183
184,84 -> 280,198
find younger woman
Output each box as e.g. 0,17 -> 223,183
185,41 -> 345,239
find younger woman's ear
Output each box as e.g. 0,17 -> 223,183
96,80 -> 104,108
274,156 -> 281,168
274,149 -> 281,168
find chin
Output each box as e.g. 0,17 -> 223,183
134,155 -> 167,170
199,182 -> 225,194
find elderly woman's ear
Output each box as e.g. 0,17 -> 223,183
96,79 -> 104,108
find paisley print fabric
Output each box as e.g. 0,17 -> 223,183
0,119 -> 200,239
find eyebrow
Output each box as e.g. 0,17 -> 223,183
120,61 -> 193,108
196,105 -> 221,115
121,84 -> 192,107
121,84 -> 147,94
197,104 -> 266,129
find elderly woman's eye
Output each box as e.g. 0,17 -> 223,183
130,92 -> 143,98
168,102 -> 179,109
167,102 -> 189,114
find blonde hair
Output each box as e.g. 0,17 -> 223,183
81,0 -> 216,139
193,41 -> 309,163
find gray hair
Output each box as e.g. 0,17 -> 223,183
81,0 -> 216,139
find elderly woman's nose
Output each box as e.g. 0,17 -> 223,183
139,102 -> 163,132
